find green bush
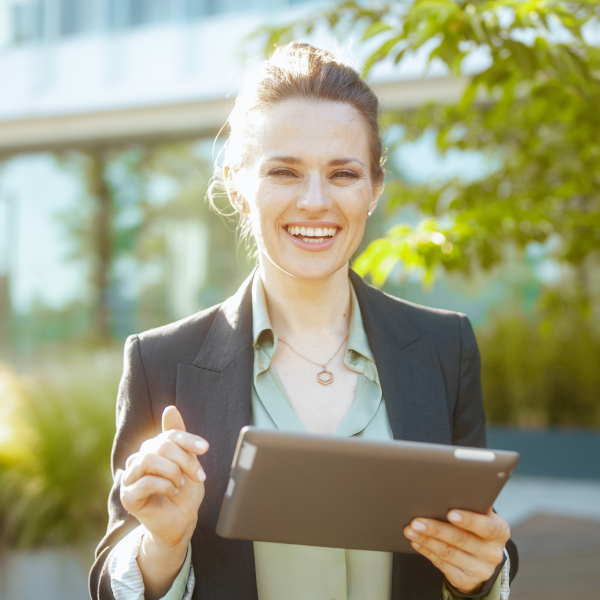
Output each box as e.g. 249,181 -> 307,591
0,351 -> 120,548
478,314 -> 600,427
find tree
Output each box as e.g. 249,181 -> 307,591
257,0 -> 600,319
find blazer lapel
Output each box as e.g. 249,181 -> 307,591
349,270 -> 452,445
176,270 -> 255,487
176,269 -> 257,595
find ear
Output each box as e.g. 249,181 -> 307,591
224,165 -> 250,215
368,168 -> 385,215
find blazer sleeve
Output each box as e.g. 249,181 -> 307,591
89,334 -> 162,600
452,314 -> 487,449
453,314 -> 519,585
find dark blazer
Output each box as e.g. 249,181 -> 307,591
90,269 -> 518,600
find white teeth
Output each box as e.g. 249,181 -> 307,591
288,226 -> 339,239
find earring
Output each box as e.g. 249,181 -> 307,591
367,209 -> 373,216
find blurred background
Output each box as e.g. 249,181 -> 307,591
0,1 -> 598,599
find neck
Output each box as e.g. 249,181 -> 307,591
258,257 -> 351,343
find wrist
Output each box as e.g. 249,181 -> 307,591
444,552 -> 507,599
140,530 -> 190,565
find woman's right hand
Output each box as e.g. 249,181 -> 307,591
120,405 -> 209,550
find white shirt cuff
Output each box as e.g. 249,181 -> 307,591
109,525 -> 195,600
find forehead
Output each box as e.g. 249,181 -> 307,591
253,99 -> 370,162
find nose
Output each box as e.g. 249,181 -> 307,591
296,174 -> 332,214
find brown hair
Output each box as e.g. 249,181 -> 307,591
208,42 -> 385,247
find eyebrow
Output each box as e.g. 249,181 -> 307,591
264,156 -> 366,168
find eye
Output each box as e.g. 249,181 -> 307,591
333,170 -> 360,180
267,168 -> 298,178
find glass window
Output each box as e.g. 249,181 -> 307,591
183,0 -> 206,19
9,1 -> 46,44
31,0 -> 45,39
61,0 -> 93,36
106,0 -> 122,29
10,4 -> 28,44
128,0 -> 174,26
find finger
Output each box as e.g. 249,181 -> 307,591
126,452 -> 139,469
411,534 -> 498,585
123,453 -> 185,489
447,510 -> 510,543
163,428 -> 209,457
154,437 -> 207,483
410,542 -> 476,593
162,405 -> 186,433
121,475 -> 179,512
404,520 -> 496,562
141,427 -> 209,458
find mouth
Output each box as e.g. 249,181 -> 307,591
285,225 -> 339,244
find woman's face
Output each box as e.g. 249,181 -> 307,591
233,98 -> 382,281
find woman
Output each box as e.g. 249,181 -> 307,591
90,43 -> 517,600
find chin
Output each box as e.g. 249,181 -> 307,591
269,253 -> 349,282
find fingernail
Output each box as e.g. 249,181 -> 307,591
412,520 -> 426,531
195,440 -> 208,451
197,468 -> 206,482
174,487 -> 179,495
406,529 -> 418,539
449,511 -> 462,522
180,476 -> 186,487
412,542 -> 421,549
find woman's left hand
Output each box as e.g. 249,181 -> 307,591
403,508 -> 510,595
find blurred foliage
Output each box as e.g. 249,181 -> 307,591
0,352 -> 119,548
479,310 -> 600,427
256,0 -> 600,316
53,141 -> 254,343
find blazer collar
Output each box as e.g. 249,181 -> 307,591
194,267 -> 422,372
348,269 -> 421,351
193,269 -> 255,372
349,269 -> 451,444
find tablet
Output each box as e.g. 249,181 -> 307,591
216,427 -> 519,553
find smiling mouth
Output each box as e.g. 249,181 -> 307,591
286,225 -> 339,244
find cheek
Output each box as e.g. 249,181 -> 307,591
341,188 -> 371,228
246,185 -> 287,242
251,182 -> 294,220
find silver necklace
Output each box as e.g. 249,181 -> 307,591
278,335 -> 348,386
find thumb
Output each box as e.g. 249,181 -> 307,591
162,405 -> 186,433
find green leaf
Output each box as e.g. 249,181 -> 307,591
459,80 -> 478,112
505,39 -> 536,77
394,48 -> 407,64
362,21 -> 393,41
363,35 -> 404,73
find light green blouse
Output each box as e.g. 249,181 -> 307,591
249,274 -> 503,600
251,274 -> 394,600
